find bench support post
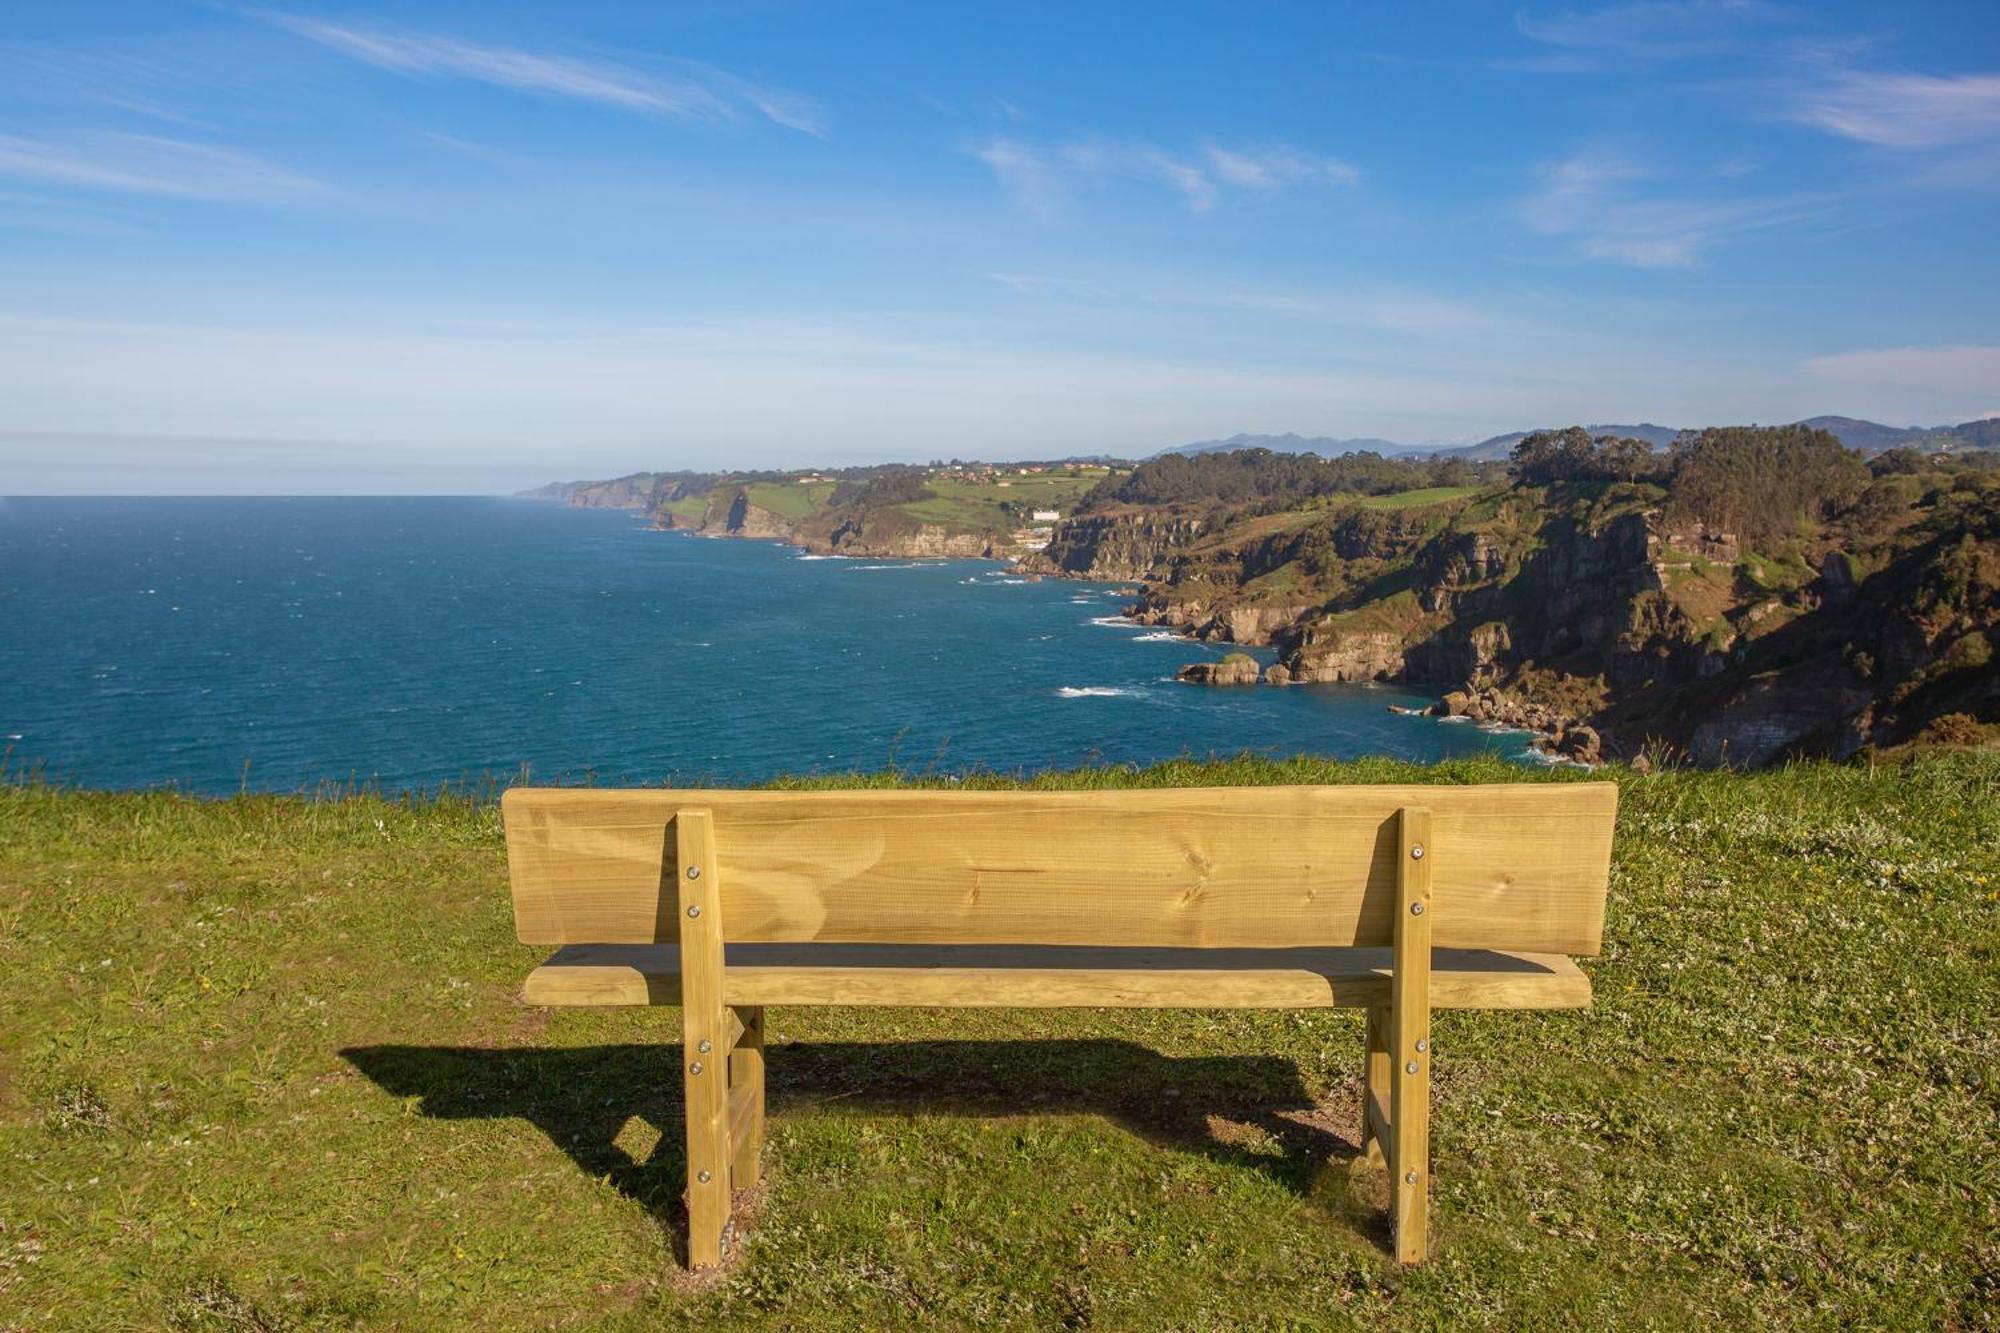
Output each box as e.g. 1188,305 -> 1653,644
1389,805 -> 1433,1264
1361,1005 -> 1390,1168
675,809 -> 731,1269
728,1005 -> 765,1187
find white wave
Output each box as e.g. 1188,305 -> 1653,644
1055,686 -> 1138,698
1086,615 -> 1135,627
992,577 -> 1028,584
851,562 -> 946,570
1131,630 -> 1188,642
1436,714 -> 1472,724
793,553 -> 848,561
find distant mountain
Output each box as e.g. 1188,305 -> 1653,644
1797,415 -> 2000,454
1440,424 -> 1684,462
1793,417 -> 1931,453
1154,432 -> 1413,459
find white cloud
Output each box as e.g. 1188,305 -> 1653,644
261,12 -> 827,137
969,139 -> 1063,219
1516,1 -> 1785,58
0,132 -> 321,202
1204,144 -> 1359,190
1805,345 -> 2000,393
1518,148 -> 1822,268
970,135 -> 1354,217
1791,70 -> 2000,149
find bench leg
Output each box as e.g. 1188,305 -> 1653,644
1390,805 -> 1433,1265
675,809 -> 731,1269
729,1005 -> 765,1188
1362,1005 -> 1390,1168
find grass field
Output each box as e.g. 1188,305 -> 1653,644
1353,486 -> 1486,511
898,473 -> 1107,534
1,753 -> 1995,1329
740,482 -> 838,521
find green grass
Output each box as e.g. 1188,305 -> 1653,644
2,753 -> 1996,1329
897,474 -> 1104,534
1353,486 -> 1485,511
740,483 -> 837,521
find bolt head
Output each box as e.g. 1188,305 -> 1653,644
1410,902 -> 1425,915
1405,1170 -> 1419,1185
686,904 -> 701,918
1410,844 -> 1425,860
689,1061 -> 704,1076
1406,1060 -> 1420,1075
697,1170 -> 711,1184
698,1039 -> 712,1054
686,864 -> 701,880
1415,1039 -> 1427,1053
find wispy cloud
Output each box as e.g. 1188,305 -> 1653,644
969,135 -> 1356,217
1790,69 -> 2000,149
1804,344 -> 2000,393
970,139 -> 1065,219
0,132 -> 321,202
980,272 -> 1494,336
1518,148 -> 1821,267
1203,144 -> 1360,190
259,12 -> 827,137
1516,0 -> 1787,59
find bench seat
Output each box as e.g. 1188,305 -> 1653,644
524,943 -> 1592,1010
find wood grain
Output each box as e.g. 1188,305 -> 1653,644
674,810 -> 730,1269
1390,805 -> 1433,1264
518,942 -> 1592,1010
503,784 -> 1618,955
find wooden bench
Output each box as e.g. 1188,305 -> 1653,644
502,783 -> 1617,1267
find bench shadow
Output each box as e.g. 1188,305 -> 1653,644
341,1039 -> 1375,1259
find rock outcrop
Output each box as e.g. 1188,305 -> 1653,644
1177,654 -> 1262,685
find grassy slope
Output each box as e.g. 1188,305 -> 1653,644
1,754 -> 1995,1330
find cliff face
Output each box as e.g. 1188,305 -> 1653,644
1026,511 -> 1205,580
547,473 -> 662,508
817,519 -> 994,558
663,489 -> 793,540
1251,484 -> 1999,763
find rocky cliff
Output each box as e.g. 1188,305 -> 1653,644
1137,478 -> 1995,765
1023,511 -> 1205,581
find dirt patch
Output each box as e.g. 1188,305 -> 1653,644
656,1170 -> 771,1296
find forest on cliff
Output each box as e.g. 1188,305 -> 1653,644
1029,426 -> 1998,767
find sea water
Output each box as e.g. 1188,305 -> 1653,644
0,497 -> 1533,793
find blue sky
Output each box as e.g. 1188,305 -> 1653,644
2,1 -> 1997,492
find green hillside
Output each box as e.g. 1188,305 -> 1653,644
2,753 -> 1994,1329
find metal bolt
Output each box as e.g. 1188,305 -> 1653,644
1405,1170 -> 1419,1185
1406,1060 -> 1420,1075
1410,844 -> 1425,860
1410,902 -> 1425,916
698,1039 -> 712,1054
689,1061 -> 704,1076
1415,1039 -> 1427,1053
686,865 -> 701,880
697,1170 -> 711,1184
686,904 -> 701,918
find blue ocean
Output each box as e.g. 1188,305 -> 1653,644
0,497 -> 1535,793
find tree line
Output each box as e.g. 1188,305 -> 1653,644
1080,448 -> 1491,512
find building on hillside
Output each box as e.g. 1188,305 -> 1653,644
1032,509 -> 1061,522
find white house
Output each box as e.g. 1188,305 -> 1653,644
1031,508 -> 1061,522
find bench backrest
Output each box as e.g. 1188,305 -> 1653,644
503,784 -> 1618,956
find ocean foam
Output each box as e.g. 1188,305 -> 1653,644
1056,686 -> 1137,698
1131,630 -> 1187,642
1086,615 -> 1135,627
